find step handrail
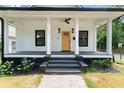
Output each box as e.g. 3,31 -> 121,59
75,55 -> 88,73
40,54 -> 51,73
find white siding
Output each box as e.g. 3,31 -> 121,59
79,18 -> 95,51
51,18 -> 75,51
16,18 -> 96,52
16,18 -> 47,51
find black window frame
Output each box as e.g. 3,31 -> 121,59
35,30 -> 45,46
79,30 -> 88,47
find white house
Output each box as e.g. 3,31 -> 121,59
0,6 -> 124,62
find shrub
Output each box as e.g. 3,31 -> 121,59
0,61 -> 14,76
91,59 -> 112,70
16,59 -> 35,74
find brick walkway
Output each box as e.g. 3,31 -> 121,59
38,74 -> 87,88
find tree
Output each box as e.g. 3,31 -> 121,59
97,25 -> 106,51
97,16 -> 124,53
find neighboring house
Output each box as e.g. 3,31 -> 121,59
7,25 -> 16,53
0,6 -> 124,73
0,22 -> 16,55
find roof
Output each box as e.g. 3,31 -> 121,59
0,7 -> 124,11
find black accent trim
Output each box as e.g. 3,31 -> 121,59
0,17 -> 4,63
35,30 -> 45,46
0,7 -> 124,11
79,30 -> 88,47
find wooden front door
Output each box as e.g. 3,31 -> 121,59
62,31 -> 70,51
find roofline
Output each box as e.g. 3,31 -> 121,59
0,7 -> 124,11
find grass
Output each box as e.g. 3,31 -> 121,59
83,72 -> 124,88
113,60 -> 124,70
0,74 -> 42,88
0,60 -> 2,65
82,59 -> 124,88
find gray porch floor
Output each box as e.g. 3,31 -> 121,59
6,51 -> 107,55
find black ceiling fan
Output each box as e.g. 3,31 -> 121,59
64,18 -> 71,24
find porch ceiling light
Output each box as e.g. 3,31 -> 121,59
58,28 -> 61,33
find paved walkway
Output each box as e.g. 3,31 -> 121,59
38,74 -> 87,88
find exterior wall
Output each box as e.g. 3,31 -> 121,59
16,18 -> 96,52
79,18 -> 95,51
16,18 -> 47,52
51,18 -> 75,51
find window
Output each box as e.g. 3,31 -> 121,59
79,31 -> 88,47
12,41 -> 16,52
35,30 -> 45,46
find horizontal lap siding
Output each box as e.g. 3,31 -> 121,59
16,19 -> 47,52
79,19 -> 94,51
16,18 -> 95,52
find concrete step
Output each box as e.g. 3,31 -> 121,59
51,55 -> 75,58
47,63 -> 80,68
49,60 -> 77,63
45,68 -> 81,74
50,57 -> 76,60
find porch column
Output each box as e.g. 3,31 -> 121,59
106,18 -> 112,55
94,25 -> 97,52
4,17 -> 9,54
75,17 -> 79,55
46,17 -> 51,55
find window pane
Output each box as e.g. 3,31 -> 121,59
12,42 -> 16,52
35,30 -> 45,46
36,38 -> 45,46
79,31 -> 88,46
37,31 -> 44,38
79,32 -> 84,37
79,39 -> 87,46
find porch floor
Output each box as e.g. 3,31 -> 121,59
5,51 -> 107,55
4,51 -> 112,58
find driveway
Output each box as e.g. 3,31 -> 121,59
38,74 -> 87,88
114,53 -> 124,60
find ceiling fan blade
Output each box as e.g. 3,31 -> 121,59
66,21 -> 70,24
67,18 -> 71,21
64,18 -> 71,24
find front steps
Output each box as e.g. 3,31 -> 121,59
44,57 -> 81,74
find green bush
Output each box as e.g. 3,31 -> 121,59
16,59 -> 35,74
0,61 -> 14,76
91,59 -> 112,70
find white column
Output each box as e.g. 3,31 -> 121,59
75,17 -> 79,55
4,17 -> 9,54
94,25 -> 97,52
106,18 -> 112,55
46,17 -> 51,55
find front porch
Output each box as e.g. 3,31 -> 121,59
2,8 -> 122,60
4,51 -> 112,58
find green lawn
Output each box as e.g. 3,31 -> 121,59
0,74 -> 42,88
113,60 -> 124,70
82,59 -> 124,88
0,60 -> 2,65
83,72 -> 124,88
0,60 -> 42,88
